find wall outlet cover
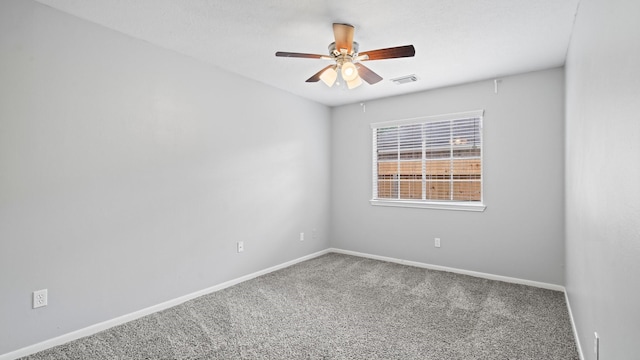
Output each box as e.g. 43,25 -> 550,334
33,289 -> 48,309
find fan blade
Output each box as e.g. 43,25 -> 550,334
306,65 -> 335,83
276,51 -> 326,59
333,23 -> 354,53
359,45 -> 415,61
356,63 -> 383,84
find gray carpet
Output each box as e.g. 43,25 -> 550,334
21,253 -> 579,359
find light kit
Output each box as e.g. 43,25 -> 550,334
276,23 -> 415,90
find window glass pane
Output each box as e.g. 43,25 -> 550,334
424,121 -> 451,149
452,159 -> 481,179
425,160 -> 450,179
398,124 -> 422,152
378,161 -> 398,175
399,150 -> 422,160
425,149 -> 450,159
377,180 -> 397,198
400,180 -> 422,199
453,181 -> 481,201
451,118 -> 481,147
453,147 -> 481,158
399,161 -> 421,176
378,152 -> 397,161
376,126 -> 398,152
426,181 -> 450,200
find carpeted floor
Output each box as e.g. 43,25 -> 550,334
21,253 -> 579,359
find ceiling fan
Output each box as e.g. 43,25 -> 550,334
275,23 -> 415,90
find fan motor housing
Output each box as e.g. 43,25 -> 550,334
328,41 -> 359,57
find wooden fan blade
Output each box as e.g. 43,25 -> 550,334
333,23 -> 354,53
360,45 -> 415,61
306,65 -> 334,82
275,51 -> 326,59
356,63 -> 383,84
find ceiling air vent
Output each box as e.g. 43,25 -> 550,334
391,74 -> 418,85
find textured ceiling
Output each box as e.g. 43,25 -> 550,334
34,0 -> 580,107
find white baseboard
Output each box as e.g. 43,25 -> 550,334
329,248 -> 565,291
0,249 -> 330,360
564,290 -> 585,360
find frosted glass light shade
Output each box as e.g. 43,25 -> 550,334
346,75 -> 362,89
319,67 -> 338,87
341,62 -> 359,82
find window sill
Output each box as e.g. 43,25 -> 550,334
370,199 -> 486,212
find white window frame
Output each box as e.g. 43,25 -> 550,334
370,110 -> 486,212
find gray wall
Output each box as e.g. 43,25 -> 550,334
565,0 -> 640,358
0,1 -> 331,355
330,68 -> 565,285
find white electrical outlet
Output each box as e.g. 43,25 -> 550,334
435,238 -> 441,248
237,241 -> 244,253
33,289 -> 48,309
300,232 -> 305,241
594,332 -> 599,360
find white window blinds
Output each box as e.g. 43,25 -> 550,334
371,110 -> 484,211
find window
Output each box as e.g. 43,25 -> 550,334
370,110 -> 485,211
